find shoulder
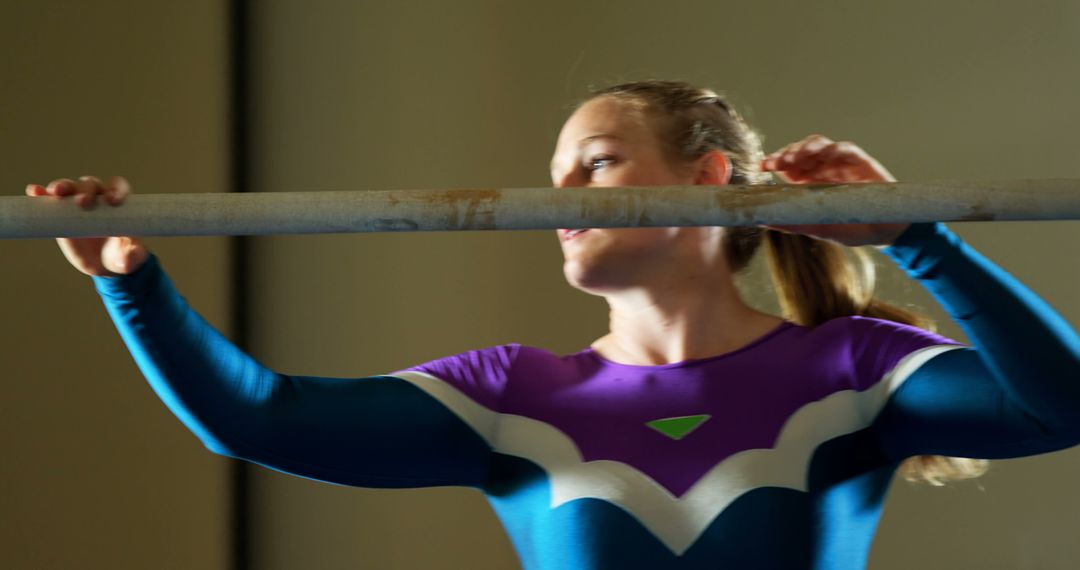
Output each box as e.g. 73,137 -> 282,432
807,315 -> 959,346
811,316 -> 965,391
390,344 -> 572,409
401,344 -> 573,377
785,315 -> 957,356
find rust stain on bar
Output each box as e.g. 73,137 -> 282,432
708,184 -> 815,226
714,184 -> 814,209
423,188 -> 501,230
958,201 -> 997,222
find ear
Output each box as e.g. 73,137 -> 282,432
693,150 -> 732,185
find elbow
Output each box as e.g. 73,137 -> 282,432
200,434 -> 254,462
181,419 -> 251,460
1020,403 -> 1080,445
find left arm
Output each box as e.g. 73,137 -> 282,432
763,136 -> 1080,460
873,222 -> 1080,459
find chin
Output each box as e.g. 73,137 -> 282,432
562,259 -> 629,296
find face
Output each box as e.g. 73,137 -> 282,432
550,96 -> 726,295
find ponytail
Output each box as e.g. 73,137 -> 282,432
587,79 -> 988,485
764,231 -> 989,485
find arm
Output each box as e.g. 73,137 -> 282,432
872,222 -> 1080,460
94,256 -> 496,488
759,136 -> 1080,459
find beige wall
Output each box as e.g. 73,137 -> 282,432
6,1 -> 1077,570
245,2 -> 1080,569
0,2 -> 231,569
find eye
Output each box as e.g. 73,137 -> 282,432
587,155 -> 615,171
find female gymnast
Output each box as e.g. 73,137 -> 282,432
28,80 -> 1080,569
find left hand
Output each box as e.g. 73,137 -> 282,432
759,134 -> 910,247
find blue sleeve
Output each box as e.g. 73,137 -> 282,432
93,256 -> 494,489
872,222 -> 1080,461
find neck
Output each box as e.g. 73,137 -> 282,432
592,274 -> 784,366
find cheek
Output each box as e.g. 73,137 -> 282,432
616,228 -> 680,249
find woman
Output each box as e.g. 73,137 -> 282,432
28,80 -> 1080,569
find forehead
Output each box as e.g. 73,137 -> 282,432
555,96 -> 654,149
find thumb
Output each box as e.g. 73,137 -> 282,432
102,237 -> 149,275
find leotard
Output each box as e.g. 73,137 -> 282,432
93,223 -> 1080,569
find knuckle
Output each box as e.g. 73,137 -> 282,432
835,141 -> 859,154
48,179 -> 76,194
107,175 -> 131,193
76,179 -> 101,194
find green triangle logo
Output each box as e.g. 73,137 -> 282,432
646,414 -> 711,440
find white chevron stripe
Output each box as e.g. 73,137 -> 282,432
391,344 -> 964,555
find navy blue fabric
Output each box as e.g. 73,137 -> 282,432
92,222 -> 1080,569
95,260 -> 493,488
876,223 -> 1080,461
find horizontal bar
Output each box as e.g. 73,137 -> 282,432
2,180 -> 1078,239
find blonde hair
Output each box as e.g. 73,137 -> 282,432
590,80 -> 988,485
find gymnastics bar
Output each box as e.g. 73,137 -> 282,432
2,179 -> 1078,239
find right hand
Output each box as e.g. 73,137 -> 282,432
26,176 -> 149,277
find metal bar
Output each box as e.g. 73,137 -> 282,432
2,180 -> 1078,239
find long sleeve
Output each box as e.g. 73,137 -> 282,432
94,256 -> 496,488
871,222 -> 1080,460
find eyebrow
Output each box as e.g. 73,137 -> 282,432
550,134 -> 623,173
580,134 -> 621,144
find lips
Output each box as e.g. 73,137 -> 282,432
559,228 -> 591,241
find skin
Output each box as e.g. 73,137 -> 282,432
30,94 -> 910,366
549,96 -> 909,365
26,175 -> 146,277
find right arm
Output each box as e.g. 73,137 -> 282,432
31,176 -> 495,489
96,257 -> 495,488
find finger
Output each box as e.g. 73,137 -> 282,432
818,165 -> 851,182
772,135 -> 827,173
818,142 -> 894,182
104,176 -> 131,206
785,141 -> 864,182
770,168 -> 813,184
763,142 -> 798,171
77,175 -> 106,193
46,178 -> 77,197
75,175 -> 106,209
789,134 -> 832,155
778,143 -> 801,168
817,141 -> 865,165
762,152 -> 791,171
778,135 -> 828,170
25,183 -> 47,197
762,140 -> 798,166
790,135 -> 834,171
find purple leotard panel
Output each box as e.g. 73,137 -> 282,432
403,316 -> 960,497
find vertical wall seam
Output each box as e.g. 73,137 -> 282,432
228,0 -> 251,569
